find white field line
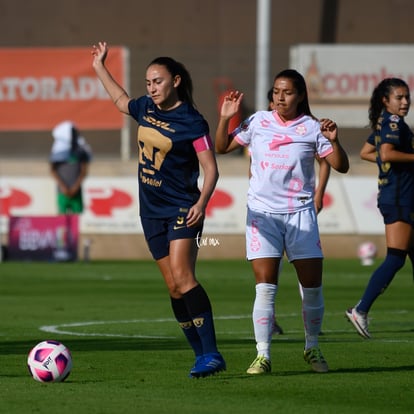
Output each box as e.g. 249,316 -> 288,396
39,311 -> 414,342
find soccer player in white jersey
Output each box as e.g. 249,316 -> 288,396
266,88 -> 331,336
215,69 -> 349,374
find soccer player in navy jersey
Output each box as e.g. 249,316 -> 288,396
92,42 -> 225,378
346,78 -> 414,339
360,133 -> 414,276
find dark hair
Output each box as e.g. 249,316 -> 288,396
267,87 -> 273,103
368,77 -> 410,130
266,88 -> 273,110
273,69 -> 314,117
148,57 -> 194,107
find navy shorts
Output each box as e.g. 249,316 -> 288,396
379,204 -> 414,227
141,216 -> 203,260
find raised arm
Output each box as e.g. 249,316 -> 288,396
215,91 -> 244,154
91,41 -> 131,114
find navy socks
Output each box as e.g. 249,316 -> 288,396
357,248 -> 406,313
171,284 -> 218,356
182,284 -> 218,355
170,296 -> 203,356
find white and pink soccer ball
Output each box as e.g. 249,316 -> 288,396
357,241 -> 377,266
27,340 -> 72,382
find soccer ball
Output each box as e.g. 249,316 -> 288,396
357,241 -> 377,266
27,340 -> 72,382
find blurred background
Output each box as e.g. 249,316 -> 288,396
1,0 -> 414,260
2,0 -> 414,157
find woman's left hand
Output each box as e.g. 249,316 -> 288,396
320,118 -> 338,142
186,204 -> 204,227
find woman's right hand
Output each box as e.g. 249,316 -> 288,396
91,41 -> 108,67
220,90 -> 244,119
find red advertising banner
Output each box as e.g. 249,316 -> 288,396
8,215 -> 79,261
0,47 -> 126,131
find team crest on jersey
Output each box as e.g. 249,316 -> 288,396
389,115 -> 400,122
389,122 -> 399,131
295,124 -> 307,136
240,119 -> 250,131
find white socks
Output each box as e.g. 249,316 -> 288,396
252,283 -> 324,357
301,286 -> 324,349
252,283 -> 277,359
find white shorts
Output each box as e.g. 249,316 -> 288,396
246,207 -> 323,261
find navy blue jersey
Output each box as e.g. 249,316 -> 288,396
128,95 -> 210,218
366,132 -> 375,146
374,111 -> 414,207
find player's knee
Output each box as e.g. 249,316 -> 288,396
385,247 -> 407,272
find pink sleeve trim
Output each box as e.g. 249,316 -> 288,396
234,135 -> 248,147
193,135 -> 213,152
319,147 -> 333,158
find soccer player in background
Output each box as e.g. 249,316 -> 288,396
91,42 -> 225,378
216,69 -> 349,374
360,134 -> 414,279
346,78 -> 414,338
50,121 -> 92,214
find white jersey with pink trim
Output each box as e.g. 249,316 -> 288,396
233,110 -> 333,213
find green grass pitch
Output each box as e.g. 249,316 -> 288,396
0,258 -> 413,413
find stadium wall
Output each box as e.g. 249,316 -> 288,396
1,0 -> 411,259
0,157 -> 384,260
2,0 -> 414,158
